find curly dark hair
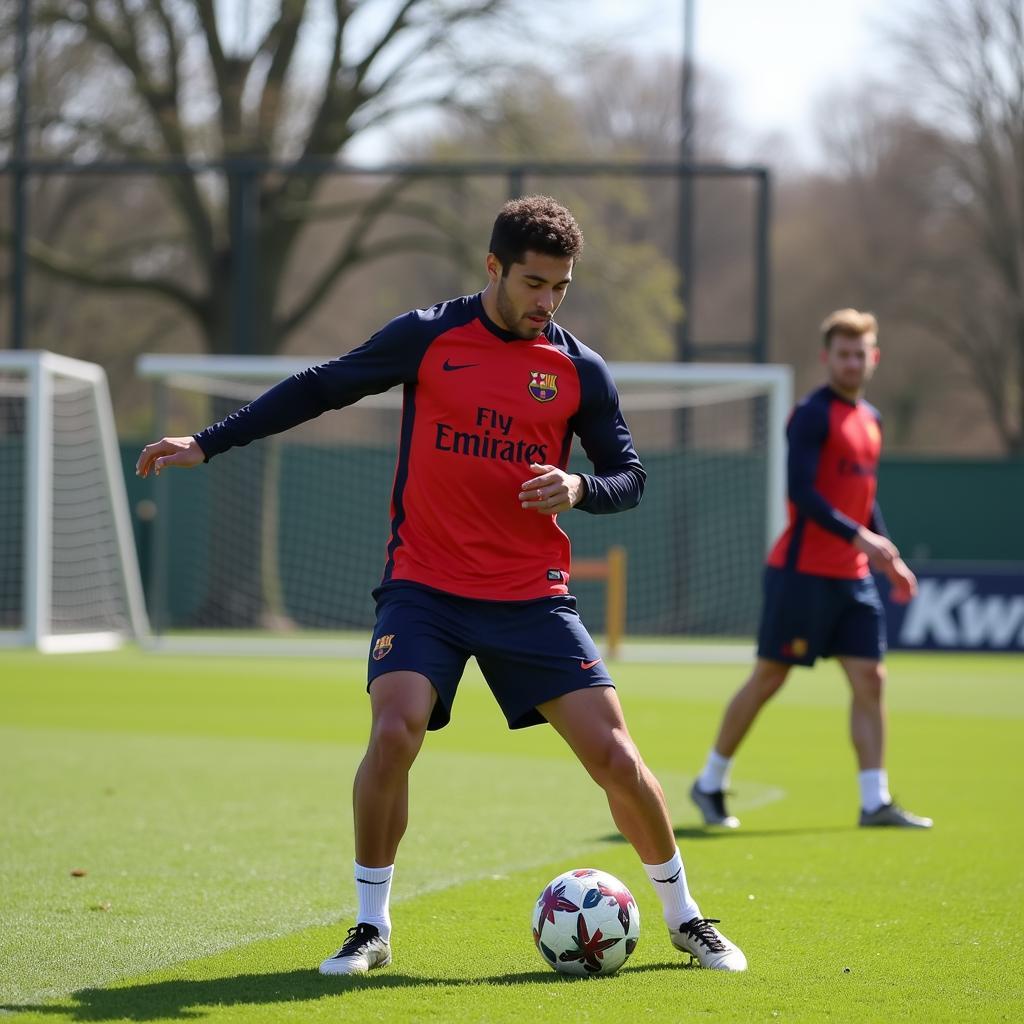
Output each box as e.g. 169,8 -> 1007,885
488,195 -> 584,274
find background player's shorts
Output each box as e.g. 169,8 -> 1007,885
756,567 -> 886,666
367,583 -> 614,731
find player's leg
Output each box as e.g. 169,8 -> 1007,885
540,685 -> 672,863
692,566 -> 824,827
354,670 -> 436,867
477,596 -> 745,970
540,686 -> 746,971
839,655 -> 886,774
320,670 -> 434,976
321,587 -> 469,976
690,657 -> 791,827
831,577 -> 932,829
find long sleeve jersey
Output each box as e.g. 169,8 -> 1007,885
766,384 -> 887,578
195,293 -> 646,601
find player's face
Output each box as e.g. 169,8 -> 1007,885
823,331 -> 880,397
486,251 -> 573,339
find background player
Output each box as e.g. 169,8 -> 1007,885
690,309 -> 932,830
137,196 -> 747,974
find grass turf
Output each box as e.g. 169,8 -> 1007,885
1,649 -> 1022,1022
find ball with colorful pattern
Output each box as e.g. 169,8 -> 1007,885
531,868 -> 640,977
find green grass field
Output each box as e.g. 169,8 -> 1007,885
2,649 -> 1022,1022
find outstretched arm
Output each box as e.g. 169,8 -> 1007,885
135,310 -> 434,476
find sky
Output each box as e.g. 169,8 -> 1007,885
587,0 -> 898,165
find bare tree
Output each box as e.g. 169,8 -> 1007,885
890,0 -> 1024,453
16,0 -> 528,355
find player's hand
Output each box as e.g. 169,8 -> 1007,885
853,527 -> 900,571
886,557 -> 918,605
518,464 -> 584,515
135,436 -> 205,477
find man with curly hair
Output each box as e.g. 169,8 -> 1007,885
138,196 -> 747,975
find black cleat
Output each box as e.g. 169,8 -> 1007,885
689,780 -> 740,828
859,802 -> 933,828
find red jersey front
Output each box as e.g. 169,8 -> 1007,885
196,293 -> 645,601
766,385 -> 883,578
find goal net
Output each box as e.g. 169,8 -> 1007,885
137,356 -> 790,659
0,351 -> 150,652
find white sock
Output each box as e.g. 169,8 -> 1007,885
354,861 -> 393,940
858,769 -> 891,813
643,848 -> 701,928
697,750 -> 732,793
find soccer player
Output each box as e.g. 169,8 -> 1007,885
136,196 -> 747,973
690,309 -> 932,831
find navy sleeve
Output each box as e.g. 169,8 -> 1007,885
569,355 -> 646,515
787,399 -> 861,541
868,500 -> 890,538
194,312 -> 431,460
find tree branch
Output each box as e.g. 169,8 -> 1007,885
18,236 -> 203,316
276,175 -> 423,336
255,0 -> 308,147
37,0 -> 217,264
278,233 -> 459,339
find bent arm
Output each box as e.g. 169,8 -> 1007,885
570,360 -> 645,514
787,404 -> 861,541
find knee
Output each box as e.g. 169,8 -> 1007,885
748,662 -> 789,701
368,709 -> 427,767
853,663 -> 886,702
585,734 -> 646,792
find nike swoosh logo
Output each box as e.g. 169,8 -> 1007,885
442,359 -> 479,371
580,658 -> 602,670
653,868 -> 682,884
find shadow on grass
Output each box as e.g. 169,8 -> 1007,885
1,960 -> 692,1022
597,824 -> 854,844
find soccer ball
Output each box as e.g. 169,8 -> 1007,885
531,868 -> 640,977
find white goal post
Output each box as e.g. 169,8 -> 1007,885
137,354 -> 791,661
0,351 -> 150,652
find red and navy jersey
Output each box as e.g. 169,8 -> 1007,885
766,385 -> 887,579
195,293 -> 645,601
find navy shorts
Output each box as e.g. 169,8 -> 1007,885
367,583 -> 614,731
756,567 -> 886,666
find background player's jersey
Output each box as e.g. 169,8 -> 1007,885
766,385 -> 885,578
195,293 -> 645,601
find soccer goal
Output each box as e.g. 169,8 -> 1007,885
0,351 -> 150,652
136,356 -> 791,660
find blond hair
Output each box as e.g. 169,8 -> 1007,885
820,308 -> 878,347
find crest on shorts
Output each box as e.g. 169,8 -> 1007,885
529,371 -> 558,402
372,634 -> 395,661
785,637 -> 808,658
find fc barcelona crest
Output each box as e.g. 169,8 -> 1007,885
372,634 -> 395,661
529,371 -> 558,402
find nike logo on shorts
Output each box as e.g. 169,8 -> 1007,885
442,359 -> 478,371
580,658 -> 602,670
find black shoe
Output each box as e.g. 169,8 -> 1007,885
318,923 -> 392,975
689,780 -> 740,828
859,801 -> 933,829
